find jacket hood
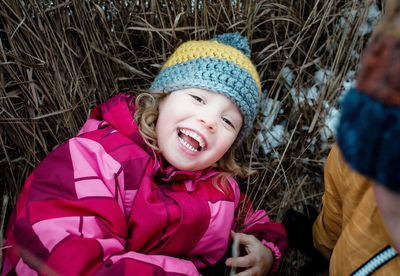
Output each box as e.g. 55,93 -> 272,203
90,93 -> 138,138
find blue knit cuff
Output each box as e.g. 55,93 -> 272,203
337,88 -> 400,193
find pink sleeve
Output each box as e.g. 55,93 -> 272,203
2,137 -> 200,276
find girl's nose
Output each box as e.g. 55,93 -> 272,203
200,116 -> 217,132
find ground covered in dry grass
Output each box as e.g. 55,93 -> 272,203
0,0 -> 381,274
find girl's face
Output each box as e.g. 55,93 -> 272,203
156,88 -> 243,171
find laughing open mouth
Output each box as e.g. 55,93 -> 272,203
178,128 -> 205,152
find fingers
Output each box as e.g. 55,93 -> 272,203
227,232 -> 274,275
234,267 -> 259,276
231,231 -> 259,246
226,254 -> 255,268
227,257 -> 265,276
227,232 -> 264,267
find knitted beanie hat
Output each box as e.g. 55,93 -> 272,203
337,20 -> 400,193
150,32 -> 261,145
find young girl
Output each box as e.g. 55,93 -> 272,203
1,32 -> 287,276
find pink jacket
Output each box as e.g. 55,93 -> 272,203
2,94 -> 287,276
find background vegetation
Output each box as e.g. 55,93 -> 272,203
0,0 -> 381,274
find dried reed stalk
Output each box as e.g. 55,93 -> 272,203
0,0 -> 380,274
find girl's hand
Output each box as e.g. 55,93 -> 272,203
226,231 -> 273,276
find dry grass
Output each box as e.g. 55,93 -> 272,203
0,0 -> 381,274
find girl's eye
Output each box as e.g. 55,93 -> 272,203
191,95 -> 204,104
222,117 -> 235,129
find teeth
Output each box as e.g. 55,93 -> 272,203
179,137 -> 198,152
179,129 -> 205,148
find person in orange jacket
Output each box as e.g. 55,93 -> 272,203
284,1 -> 400,275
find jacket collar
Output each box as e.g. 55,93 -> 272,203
153,153 -> 219,186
